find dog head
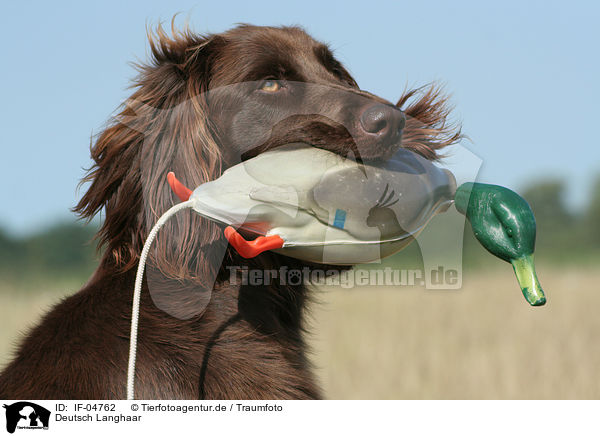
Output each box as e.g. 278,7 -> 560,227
75,23 -> 461,284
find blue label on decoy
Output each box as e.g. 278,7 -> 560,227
333,209 -> 347,229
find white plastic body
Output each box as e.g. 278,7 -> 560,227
189,144 -> 457,264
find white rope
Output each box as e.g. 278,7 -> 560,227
126,200 -> 194,400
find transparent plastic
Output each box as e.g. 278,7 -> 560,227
186,143 -> 457,264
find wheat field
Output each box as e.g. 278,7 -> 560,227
1,266 -> 599,399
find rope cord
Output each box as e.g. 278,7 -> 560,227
126,200 -> 194,400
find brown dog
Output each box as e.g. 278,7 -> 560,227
0,24 -> 460,399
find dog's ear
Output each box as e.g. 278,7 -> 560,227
75,25 -> 228,286
397,84 -> 462,159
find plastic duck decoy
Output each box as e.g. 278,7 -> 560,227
454,182 -> 546,306
164,144 -> 546,306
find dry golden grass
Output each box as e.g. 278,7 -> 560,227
307,265 -> 600,399
1,267 -> 598,399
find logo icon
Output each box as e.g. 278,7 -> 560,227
3,402 -> 50,433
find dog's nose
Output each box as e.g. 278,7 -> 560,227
359,104 -> 406,143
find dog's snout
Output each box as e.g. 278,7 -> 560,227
359,104 -> 406,142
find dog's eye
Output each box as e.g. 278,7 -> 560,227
260,80 -> 282,92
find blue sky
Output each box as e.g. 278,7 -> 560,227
1,0 -> 598,234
